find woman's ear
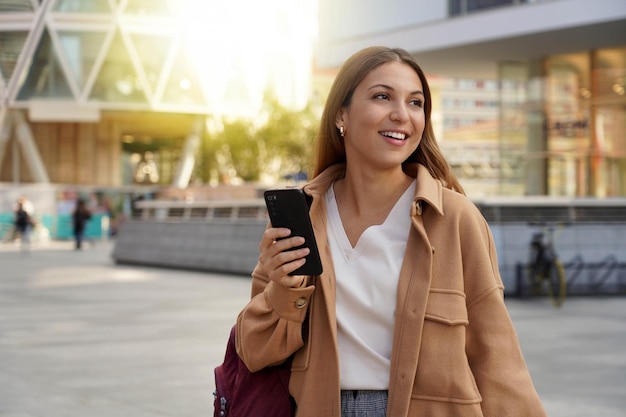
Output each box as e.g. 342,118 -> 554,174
335,109 -> 344,130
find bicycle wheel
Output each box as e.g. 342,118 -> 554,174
546,258 -> 566,307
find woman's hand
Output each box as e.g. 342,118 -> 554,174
258,227 -> 310,288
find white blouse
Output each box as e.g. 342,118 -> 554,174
325,180 -> 415,389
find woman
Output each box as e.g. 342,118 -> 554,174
236,46 -> 546,417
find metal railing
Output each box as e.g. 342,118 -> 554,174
474,197 -> 626,224
133,199 -> 268,223
516,254 -> 626,297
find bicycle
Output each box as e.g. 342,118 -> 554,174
526,221 -> 567,307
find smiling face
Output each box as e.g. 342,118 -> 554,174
336,61 -> 426,173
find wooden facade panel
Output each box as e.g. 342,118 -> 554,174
95,119 -> 121,186
95,121 -> 110,186
109,119 -> 121,186
96,119 -> 119,186
77,124 -> 96,185
58,124 -> 76,184
1,112 -> 191,186
0,137 -> 15,181
33,122 -> 56,182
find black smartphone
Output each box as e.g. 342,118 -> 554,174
263,188 -> 323,276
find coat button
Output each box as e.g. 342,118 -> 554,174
295,297 -> 308,309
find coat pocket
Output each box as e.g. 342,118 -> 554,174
412,289 -> 482,405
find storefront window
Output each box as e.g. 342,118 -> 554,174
524,48 -> 626,197
592,48 -> 626,196
498,61 -> 528,196
546,52 -> 592,196
497,47 -> 626,197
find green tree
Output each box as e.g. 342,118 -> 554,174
256,96 -> 318,181
200,118 -> 258,183
198,96 -> 319,184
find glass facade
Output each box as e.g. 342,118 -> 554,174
17,29 -> 74,99
592,48 -> 626,196
438,46 -> 626,197
57,31 -> 107,90
492,48 -> 626,197
53,0 -> 111,13
1,0 -> 313,115
545,52 -> 592,196
544,49 -> 626,197
0,31 -> 28,84
0,0 -> 34,12
449,0 -> 533,15
0,0 -> 623,194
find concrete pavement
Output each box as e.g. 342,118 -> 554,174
1,239 -> 625,417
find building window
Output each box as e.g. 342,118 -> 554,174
450,0 -> 529,16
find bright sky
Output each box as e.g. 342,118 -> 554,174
175,0 -> 318,117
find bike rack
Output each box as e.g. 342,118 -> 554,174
562,255 -> 626,294
515,255 -> 626,297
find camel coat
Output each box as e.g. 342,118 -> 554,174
237,163 -> 547,417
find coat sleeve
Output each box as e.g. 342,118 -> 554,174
236,257 -> 315,372
462,210 -> 548,417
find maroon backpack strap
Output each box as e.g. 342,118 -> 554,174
213,326 -> 237,416
214,325 -> 294,417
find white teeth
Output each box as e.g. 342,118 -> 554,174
382,131 -> 406,140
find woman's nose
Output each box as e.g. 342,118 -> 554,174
390,103 -> 410,122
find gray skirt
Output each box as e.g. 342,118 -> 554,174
340,390 -> 388,417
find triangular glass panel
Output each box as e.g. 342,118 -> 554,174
0,0 -> 34,12
160,45 -> 206,107
222,55 -> 256,111
89,31 -> 147,103
16,29 -> 73,100
53,0 -> 112,13
0,31 -> 29,85
122,0 -> 176,16
57,31 -> 108,90
127,33 -> 173,94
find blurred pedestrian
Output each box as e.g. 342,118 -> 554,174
17,196 -> 34,216
14,200 -> 33,252
72,199 -> 92,250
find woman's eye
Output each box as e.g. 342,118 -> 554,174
373,93 -> 389,100
409,99 -> 423,107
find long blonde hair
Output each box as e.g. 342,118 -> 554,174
312,46 -> 464,194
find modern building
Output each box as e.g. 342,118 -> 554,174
1,0 -> 625,201
0,0 -> 316,189
317,0 -> 626,197
0,0 -> 317,235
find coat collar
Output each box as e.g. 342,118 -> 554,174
303,163 -> 445,217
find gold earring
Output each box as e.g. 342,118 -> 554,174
339,126 -> 345,137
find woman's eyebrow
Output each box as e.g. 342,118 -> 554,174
367,83 -> 424,96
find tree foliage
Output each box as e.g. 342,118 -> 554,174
199,95 -> 319,184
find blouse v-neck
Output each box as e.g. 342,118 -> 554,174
326,180 -> 416,263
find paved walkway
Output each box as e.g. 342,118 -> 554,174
1,239 -> 625,417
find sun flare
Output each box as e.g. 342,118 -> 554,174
174,0 -> 317,118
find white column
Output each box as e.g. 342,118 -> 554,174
171,117 -> 203,189
13,110 -> 50,183
0,108 -> 12,174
